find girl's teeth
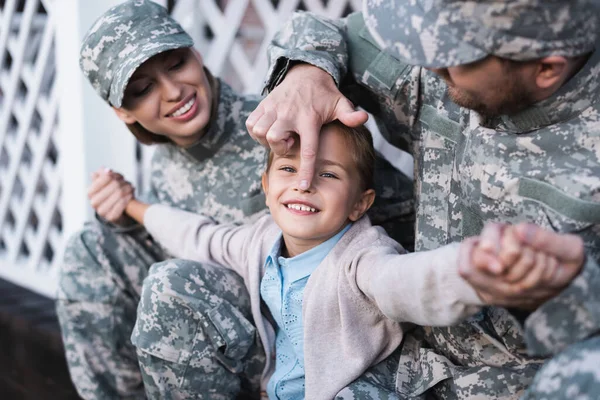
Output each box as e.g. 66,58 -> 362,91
287,204 -> 317,212
171,97 -> 195,117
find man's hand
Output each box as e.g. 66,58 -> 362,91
88,168 -> 135,223
459,223 -> 586,310
246,64 -> 368,190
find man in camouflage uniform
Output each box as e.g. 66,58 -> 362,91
244,0 -> 600,398
55,1 -> 413,399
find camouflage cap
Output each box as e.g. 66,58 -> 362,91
363,0 -> 599,68
79,0 -> 193,108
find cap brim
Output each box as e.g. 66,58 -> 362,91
109,33 -> 194,108
363,0 -> 487,68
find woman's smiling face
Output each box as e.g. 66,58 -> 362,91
114,48 -> 213,147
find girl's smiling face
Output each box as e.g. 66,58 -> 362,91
113,48 -> 213,147
262,124 -> 375,257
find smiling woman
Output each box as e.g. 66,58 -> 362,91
113,48 -> 215,147
54,1 -> 269,399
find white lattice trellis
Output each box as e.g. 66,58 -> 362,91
0,0 -> 62,297
0,0 -> 366,297
172,0 -> 361,94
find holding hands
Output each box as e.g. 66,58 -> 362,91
459,223 -> 586,310
88,168 -> 135,224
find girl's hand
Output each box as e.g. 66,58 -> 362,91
88,168 -> 135,223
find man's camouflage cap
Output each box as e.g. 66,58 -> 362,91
79,0 -> 193,108
363,0 -> 599,68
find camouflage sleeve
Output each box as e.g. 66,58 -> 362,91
524,250 -> 600,357
264,11 -> 350,93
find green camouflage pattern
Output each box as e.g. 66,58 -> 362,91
55,80 -> 268,400
132,259 -> 266,399
363,0 -> 600,68
522,336 -> 600,400
79,0 -> 193,107
263,10 -> 600,399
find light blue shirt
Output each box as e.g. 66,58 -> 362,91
260,224 -> 351,400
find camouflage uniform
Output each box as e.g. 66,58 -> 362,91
56,1 -> 266,399
56,2 -> 415,399
56,75 -> 270,399
262,1 -> 600,398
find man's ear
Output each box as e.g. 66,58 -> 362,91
261,172 -> 270,207
113,107 -> 137,125
349,189 -> 375,222
534,56 -> 568,91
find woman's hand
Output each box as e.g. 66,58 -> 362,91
88,168 -> 135,223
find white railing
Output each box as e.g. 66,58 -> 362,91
0,0 -> 362,298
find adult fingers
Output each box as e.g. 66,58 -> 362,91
515,223 -> 585,264
466,247 -> 502,276
514,250 -> 548,291
88,171 -> 113,198
265,119 -> 296,156
503,246 -> 536,283
334,97 -> 369,128
104,192 -> 134,222
478,223 -> 506,255
462,267 -> 553,309
90,178 -> 127,210
250,109 -> 277,147
88,170 -> 124,198
96,184 -> 133,219
295,116 -> 321,190
540,255 -> 560,288
497,226 -> 522,272
246,104 -> 265,143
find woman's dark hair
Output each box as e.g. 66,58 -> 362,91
125,122 -> 171,145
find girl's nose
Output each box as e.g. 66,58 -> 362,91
293,182 -> 313,193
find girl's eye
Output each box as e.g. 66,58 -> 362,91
279,166 -> 296,173
320,172 -> 338,179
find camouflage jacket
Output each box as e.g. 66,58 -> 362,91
264,10 -> 600,396
147,78 -> 268,224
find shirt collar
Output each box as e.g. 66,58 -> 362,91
179,69 -> 234,162
489,47 -> 600,134
266,224 -> 352,284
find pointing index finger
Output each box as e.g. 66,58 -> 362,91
296,118 -> 321,190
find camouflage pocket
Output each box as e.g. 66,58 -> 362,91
205,301 -> 257,373
518,177 -> 600,233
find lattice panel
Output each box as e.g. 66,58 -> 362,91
0,0 -> 62,295
171,0 -> 361,93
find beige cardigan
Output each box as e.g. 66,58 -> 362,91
144,205 -> 482,399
